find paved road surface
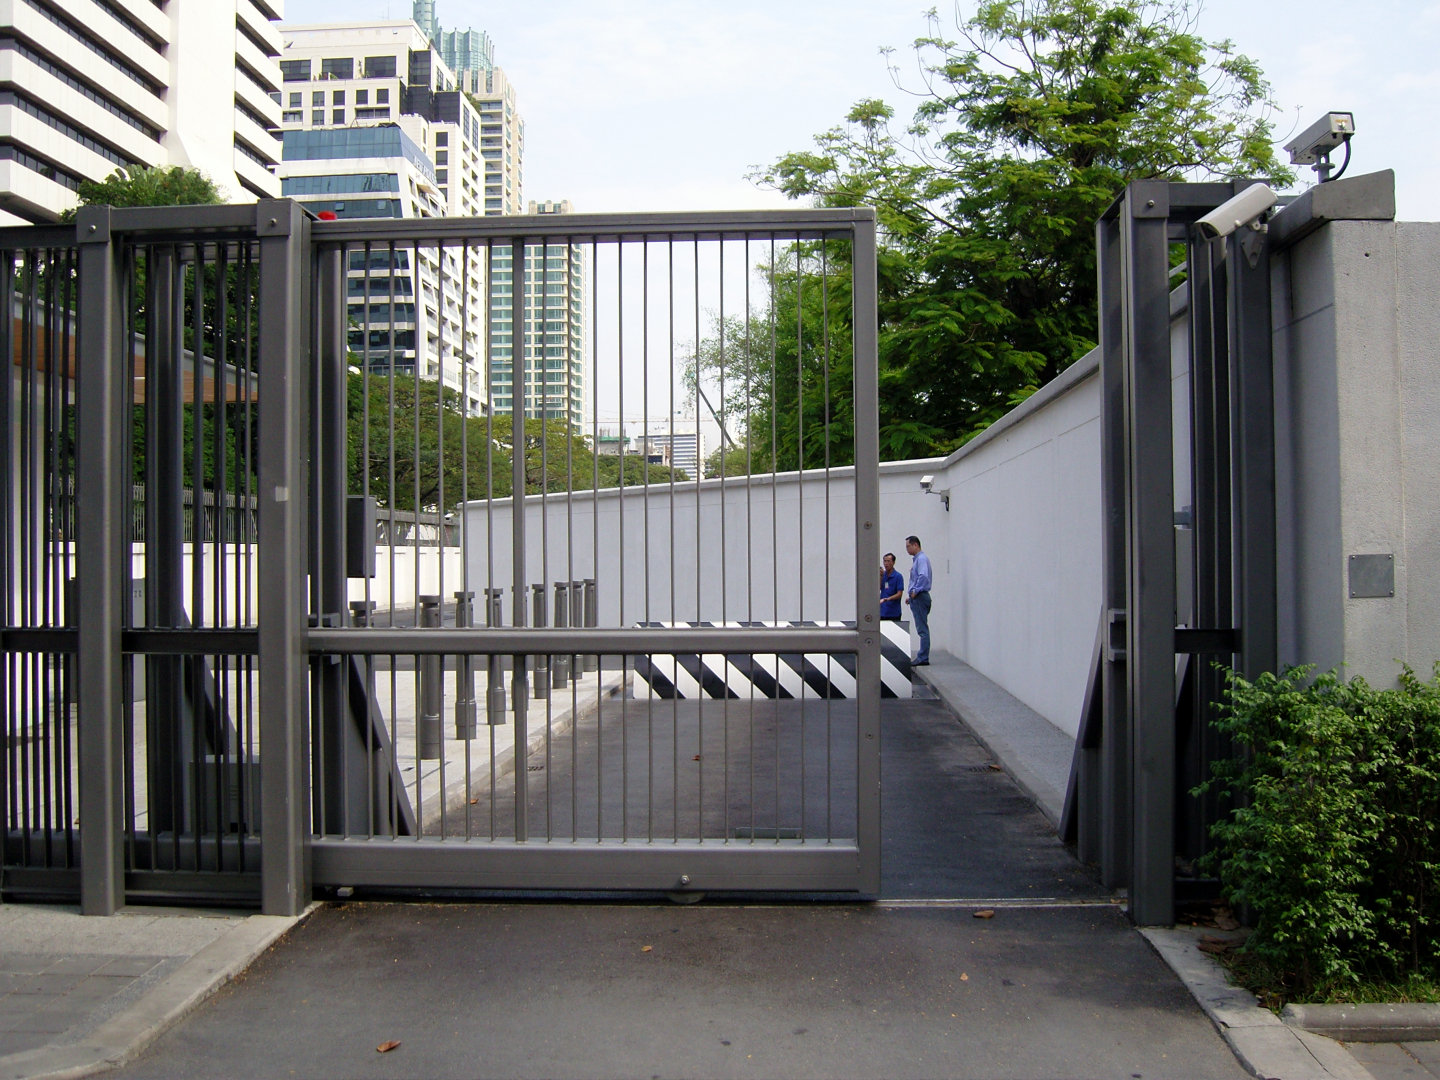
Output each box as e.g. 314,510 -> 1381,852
115,699 -> 1247,1080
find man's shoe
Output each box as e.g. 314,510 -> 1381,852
913,659 -> 929,667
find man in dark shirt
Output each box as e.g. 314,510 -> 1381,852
880,553 -> 904,621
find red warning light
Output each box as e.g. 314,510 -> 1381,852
317,210 -> 338,221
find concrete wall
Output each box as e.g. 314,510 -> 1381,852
457,462 -> 943,631
927,356 -> 1104,737
1273,219 -> 1440,685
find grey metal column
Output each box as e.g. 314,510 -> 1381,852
146,244 -> 183,838
1120,182 -> 1177,926
1096,211 -> 1131,890
316,244 -> 353,831
531,584 -> 548,700
485,588 -> 505,724
510,237 -> 528,841
454,591 -> 478,738
851,211 -> 883,896
75,206 -> 124,915
552,581 -> 570,689
257,200 -> 312,915
418,596 -> 443,758
1228,196 -> 1277,681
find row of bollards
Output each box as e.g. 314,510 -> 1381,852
528,579 -> 598,699
365,581 -> 597,761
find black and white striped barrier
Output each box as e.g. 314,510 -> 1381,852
632,621 -> 914,699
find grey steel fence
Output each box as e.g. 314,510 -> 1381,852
0,202 -> 881,914
304,209 -> 881,898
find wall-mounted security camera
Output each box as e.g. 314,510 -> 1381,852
919,475 -> 934,494
1285,112 -> 1355,183
1194,184 -> 1278,241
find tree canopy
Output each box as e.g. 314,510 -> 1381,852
71,164 -> 222,215
706,0 -> 1292,463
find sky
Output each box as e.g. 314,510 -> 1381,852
284,0 -> 1440,219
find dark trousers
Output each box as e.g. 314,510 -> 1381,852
910,591 -> 931,662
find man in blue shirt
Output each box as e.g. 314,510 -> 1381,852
905,535 -> 932,665
880,553 -> 904,621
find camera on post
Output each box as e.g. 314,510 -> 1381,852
1194,184 -> 1277,241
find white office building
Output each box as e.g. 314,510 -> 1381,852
278,20 -> 491,414
0,0 -> 285,224
645,431 -> 706,480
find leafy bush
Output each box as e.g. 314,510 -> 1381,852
1199,666 -> 1440,998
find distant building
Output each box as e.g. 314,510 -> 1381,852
277,19 -> 486,414
411,0 -> 522,217
646,431 -> 706,479
0,0 -> 285,224
594,431 -> 628,456
488,199 -> 586,425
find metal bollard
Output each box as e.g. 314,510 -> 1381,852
531,584 -> 549,700
552,581 -> 570,689
453,591 -> 477,740
582,578 -> 597,672
511,585 -> 528,718
349,600 -> 376,627
485,587 -> 506,725
418,594 -> 443,759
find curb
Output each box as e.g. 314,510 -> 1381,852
914,668 -> 1065,827
1140,927 -> 1374,1080
1283,1003 -> 1440,1043
0,903 -> 318,1080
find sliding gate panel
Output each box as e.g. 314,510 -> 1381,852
306,210 -> 881,894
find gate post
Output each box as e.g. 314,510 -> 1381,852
257,200 -> 312,915
851,209 -> 882,896
1120,182 -> 1177,927
76,206 -> 125,915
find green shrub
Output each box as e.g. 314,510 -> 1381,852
1199,665 -> 1440,997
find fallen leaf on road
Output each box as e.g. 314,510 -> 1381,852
641,945 -> 652,952
376,1041 -> 401,1053
973,910 -> 995,919
693,754 -> 701,761
960,973 -> 969,981
469,799 -> 479,805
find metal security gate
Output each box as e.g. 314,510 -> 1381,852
0,203 -> 881,914
303,210 -> 880,900
1062,181 -> 1277,925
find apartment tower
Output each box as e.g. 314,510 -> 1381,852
0,0 -> 285,224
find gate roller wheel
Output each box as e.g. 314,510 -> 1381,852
666,891 -> 705,905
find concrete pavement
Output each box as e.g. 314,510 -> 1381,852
108,699 -> 1250,1079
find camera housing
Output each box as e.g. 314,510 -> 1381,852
1285,112 -> 1355,165
919,475 -> 934,494
1194,184 -> 1277,241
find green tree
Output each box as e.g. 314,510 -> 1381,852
67,164 -> 222,219
347,373 -> 687,513
740,0 -> 1291,459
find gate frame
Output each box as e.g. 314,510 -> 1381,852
47,203 -> 881,912
298,207 -> 883,899
1069,181 -> 1277,926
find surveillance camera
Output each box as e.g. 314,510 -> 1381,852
919,475 -> 934,493
1284,112 -> 1355,166
1194,184 -> 1277,241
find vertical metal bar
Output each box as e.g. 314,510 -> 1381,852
1229,205 -> 1277,682
317,244 -> 348,837
1121,183 -> 1175,927
257,200 -> 311,916
850,213 -> 882,895
512,237 -> 528,842
75,207 -> 123,914
1096,210 -> 1131,891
